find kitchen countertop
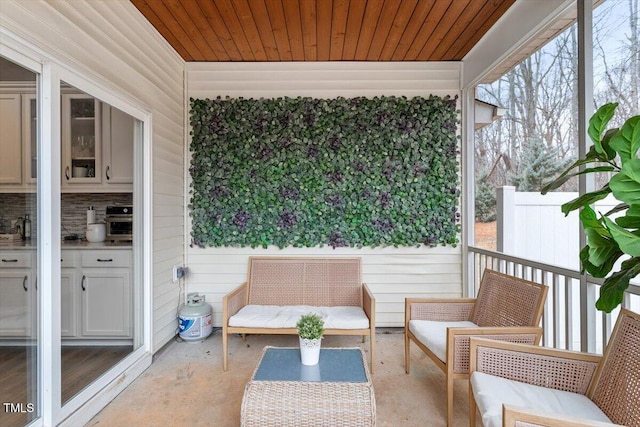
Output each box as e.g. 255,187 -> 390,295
0,240 -> 132,250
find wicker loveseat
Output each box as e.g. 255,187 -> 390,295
222,257 -> 375,371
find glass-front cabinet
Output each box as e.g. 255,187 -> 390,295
23,94 -> 37,182
61,94 -> 101,184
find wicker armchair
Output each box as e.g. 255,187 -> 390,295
404,269 -> 548,427
469,308 -> 640,427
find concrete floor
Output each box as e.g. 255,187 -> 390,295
88,329 -> 480,427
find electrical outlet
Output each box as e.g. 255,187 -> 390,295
172,264 -> 183,283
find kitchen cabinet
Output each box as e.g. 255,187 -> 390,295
61,96 -> 134,192
61,252 -> 78,337
81,269 -> 130,336
0,88 -> 134,192
102,105 -> 134,185
0,93 -> 23,186
0,93 -> 38,190
0,251 -> 35,337
23,94 -> 37,183
61,249 -> 132,340
61,94 -> 102,185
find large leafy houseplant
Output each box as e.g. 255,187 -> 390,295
542,103 -> 640,312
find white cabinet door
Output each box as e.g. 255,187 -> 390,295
22,94 -> 37,184
61,268 -> 78,337
0,270 -> 32,336
81,269 -> 131,337
0,94 -> 23,185
61,94 -> 102,186
102,105 -> 134,185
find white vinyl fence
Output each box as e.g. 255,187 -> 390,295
496,186 -> 619,270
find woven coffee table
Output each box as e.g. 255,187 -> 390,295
241,346 -> 376,426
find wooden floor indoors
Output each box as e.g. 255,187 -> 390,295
1,346 -> 131,427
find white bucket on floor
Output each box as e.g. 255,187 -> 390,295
178,293 -> 212,343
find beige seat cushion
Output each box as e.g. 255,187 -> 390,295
408,320 -> 477,362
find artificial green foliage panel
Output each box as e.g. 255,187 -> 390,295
189,95 -> 460,248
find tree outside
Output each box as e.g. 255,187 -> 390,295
474,0 -> 639,251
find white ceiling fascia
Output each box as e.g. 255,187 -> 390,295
462,0 -> 575,88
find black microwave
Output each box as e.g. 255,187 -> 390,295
105,206 -> 132,241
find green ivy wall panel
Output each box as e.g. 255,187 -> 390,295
189,95 -> 460,249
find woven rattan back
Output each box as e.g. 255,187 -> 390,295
590,309 -> 640,426
475,345 -> 599,394
470,270 -> 547,327
247,257 -> 362,306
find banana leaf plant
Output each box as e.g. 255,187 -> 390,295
541,103 -> 640,312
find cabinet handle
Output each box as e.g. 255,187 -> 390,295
97,258 -> 113,262
35,277 -> 37,291
1,259 -> 18,263
65,166 -> 70,180
106,165 -> 111,180
81,275 -> 86,291
23,275 -> 27,292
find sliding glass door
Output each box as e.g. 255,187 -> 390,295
0,56 -> 39,427
0,50 -> 148,426
59,81 -> 141,405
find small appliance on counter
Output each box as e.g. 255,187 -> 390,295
106,205 -> 133,241
87,206 -> 95,226
85,205 -> 105,242
86,223 -> 106,242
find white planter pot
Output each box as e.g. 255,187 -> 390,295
299,337 -> 321,366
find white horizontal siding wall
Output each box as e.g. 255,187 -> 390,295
186,62 -> 462,327
0,0 -> 185,351
188,61 -> 460,99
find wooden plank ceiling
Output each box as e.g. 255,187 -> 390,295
131,0 -> 516,62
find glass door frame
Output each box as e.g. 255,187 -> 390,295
1,32 -> 153,427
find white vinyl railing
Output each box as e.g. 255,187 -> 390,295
469,246 -> 640,354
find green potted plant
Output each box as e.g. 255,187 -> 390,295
296,313 -> 324,365
542,103 -> 640,312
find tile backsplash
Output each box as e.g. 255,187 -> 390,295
0,193 -> 36,236
0,193 -> 133,239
